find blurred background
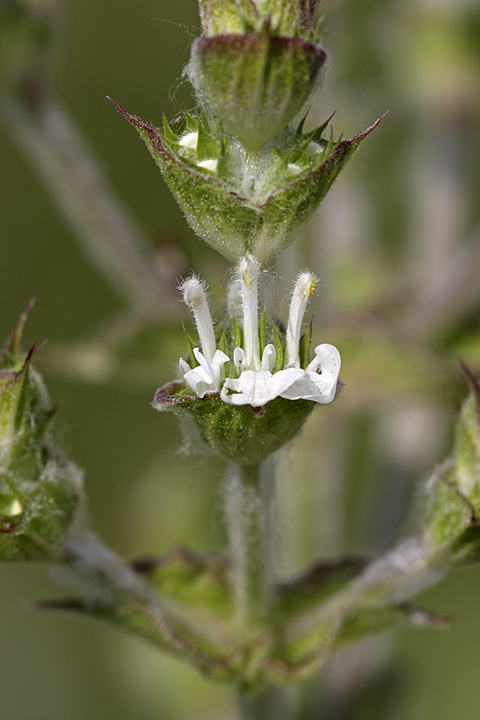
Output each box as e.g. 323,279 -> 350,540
1,0 -> 480,718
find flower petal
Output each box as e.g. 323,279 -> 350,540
182,348 -> 230,397
261,344 -> 276,373
281,344 -> 341,403
183,365 -> 218,398
221,367 -> 304,407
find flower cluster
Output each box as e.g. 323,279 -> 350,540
112,0 -> 382,459
179,254 -> 341,408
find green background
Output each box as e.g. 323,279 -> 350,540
1,0 -> 480,718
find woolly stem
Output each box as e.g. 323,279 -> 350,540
225,462 -> 272,630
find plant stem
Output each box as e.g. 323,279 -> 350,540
239,685 -> 291,720
225,461 -> 273,632
225,460 -> 284,719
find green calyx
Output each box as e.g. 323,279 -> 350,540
112,100 -> 384,266
154,381 -> 315,466
423,363 -> 480,563
190,32 -> 327,151
0,303 -> 82,561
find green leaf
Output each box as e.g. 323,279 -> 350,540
276,557 -> 367,619
38,538 -> 241,681
131,546 -> 233,617
336,603 -> 450,647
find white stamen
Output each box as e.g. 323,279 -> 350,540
238,254 -> 261,370
180,276 -> 216,363
286,271 -> 318,366
197,159 -> 218,172
179,131 -> 198,149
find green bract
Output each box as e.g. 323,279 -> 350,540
190,32 -> 327,151
0,303 -> 82,561
112,101 -> 383,266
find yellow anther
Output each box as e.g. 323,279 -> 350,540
304,275 -> 318,301
243,266 -> 252,291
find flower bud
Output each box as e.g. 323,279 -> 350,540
190,32 -> 327,152
198,0 -> 323,40
0,303 -> 82,561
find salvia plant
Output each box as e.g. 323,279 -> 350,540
1,0 -> 480,717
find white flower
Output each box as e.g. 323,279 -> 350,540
221,262 -> 341,407
280,344 -> 341,404
176,260 -> 341,407
180,348 -> 229,398
220,344 -> 304,407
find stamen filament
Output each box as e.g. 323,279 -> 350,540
180,276 -> 216,363
286,271 -> 318,365
238,255 -> 261,370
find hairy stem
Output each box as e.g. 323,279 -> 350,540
225,460 -> 284,719
225,461 -> 273,631
239,686 -> 291,720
